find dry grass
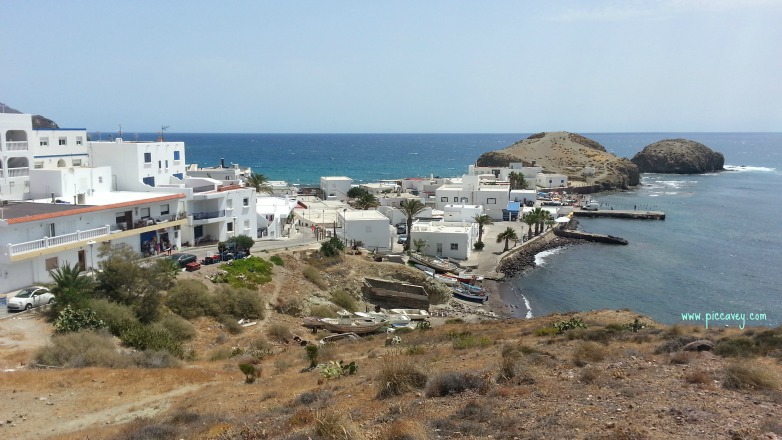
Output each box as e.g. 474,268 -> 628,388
376,354 -> 428,399
722,363 -> 779,391
685,370 -> 713,385
314,409 -> 364,440
573,341 -> 607,366
379,419 -> 429,440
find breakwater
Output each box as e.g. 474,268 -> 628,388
553,228 -> 628,245
498,235 -> 583,278
572,210 -> 665,220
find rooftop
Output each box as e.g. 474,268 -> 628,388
342,210 -> 389,221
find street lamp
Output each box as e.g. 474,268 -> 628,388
232,216 -> 237,237
87,240 -> 96,272
343,208 -> 348,248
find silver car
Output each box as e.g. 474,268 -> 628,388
6,286 -> 55,312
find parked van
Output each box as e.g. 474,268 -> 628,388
582,201 -> 599,211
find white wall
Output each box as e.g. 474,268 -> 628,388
28,167 -> 113,200
536,173 -> 568,188
320,177 -> 352,201
0,113 -> 34,201
90,140 -> 187,191
30,128 -> 89,169
443,205 -> 483,222
412,222 -> 475,260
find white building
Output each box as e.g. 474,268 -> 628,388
186,160 -> 250,187
339,209 -> 392,251
359,182 -> 400,195
320,176 -> 353,201
536,173 -> 568,189
32,128 -> 89,170
376,205 -> 434,226
467,164 -> 542,181
0,113 -> 34,201
442,204 -> 484,222
410,220 -> 476,260
509,189 -> 537,204
0,192 -> 188,291
434,175 -> 509,220
90,138 -> 187,190
256,196 -> 296,239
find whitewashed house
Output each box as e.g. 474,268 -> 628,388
443,204 -> 484,222
0,192 -> 188,291
536,173 -> 568,189
376,205 -> 434,226
410,220 -> 476,260
434,176 -> 509,220
0,113 -> 34,201
186,160 -> 251,187
256,196 -> 296,239
339,209 -> 392,251
320,176 -> 353,201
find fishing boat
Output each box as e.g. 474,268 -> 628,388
442,272 -> 484,285
451,286 -> 489,303
354,311 -> 411,326
409,252 -> 459,273
388,308 -> 430,321
318,311 -> 388,334
413,263 -> 435,276
459,281 -> 488,295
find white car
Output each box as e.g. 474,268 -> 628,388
6,286 -> 55,312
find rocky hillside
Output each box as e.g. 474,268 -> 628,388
0,100 -> 59,129
631,139 -> 724,174
476,132 -> 640,190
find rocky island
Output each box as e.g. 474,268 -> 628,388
631,138 -> 725,174
476,131 -> 640,190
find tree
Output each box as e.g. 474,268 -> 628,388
400,199 -> 426,251
346,187 -> 369,199
49,262 -> 94,315
226,234 -> 255,253
509,171 -> 528,190
473,214 -> 494,246
496,227 -> 519,252
94,245 -> 178,309
245,173 -> 274,195
354,193 -> 379,210
522,213 -> 537,241
320,236 -> 345,257
531,207 -> 550,235
412,238 -> 428,253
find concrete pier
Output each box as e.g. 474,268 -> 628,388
572,210 -> 665,220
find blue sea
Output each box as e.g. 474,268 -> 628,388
104,132 -> 782,327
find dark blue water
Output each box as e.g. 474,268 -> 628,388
94,131 -> 782,326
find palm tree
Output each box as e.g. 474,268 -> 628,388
412,238 -> 428,253
245,172 -> 274,195
523,213 -> 537,241
400,199 -> 426,251
508,171 -> 528,190
473,214 -> 494,246
49,262 -> 94,313
496,227 -> 519,252
531,207 -> 549,235
355,193 -> 379,210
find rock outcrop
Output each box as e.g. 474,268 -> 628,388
631,139 -> 724,174
0,101 -> 59,129
476,131 -> 640,190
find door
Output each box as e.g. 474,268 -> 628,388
436,243 -> 443,256
78,250 -> 87,272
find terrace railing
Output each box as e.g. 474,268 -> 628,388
8,226 -> 110,257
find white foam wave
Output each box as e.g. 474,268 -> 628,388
724,165 -> 776,172
535,247 -> 563,266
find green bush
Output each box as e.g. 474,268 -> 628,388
303,266 -> 328,290
87,298 -> 137,334
217,315 -> 244,334
553,317 -> 587,334
320,237 -> 345,257
331,289 -> 358,312
54,306 -> 106,333
239,362 -> 261,384
269,255 -> 284,266
310,304 -> 339,318
216,286 -> 265,320
155,314 -> 196,341
449,331 -> 492,350
473,241 -> 485,251
267,323 -> 293,342
118,323 -> 184,358
165,280 -> 214,319
214,256 -> 273,289
35,330 -> 130,368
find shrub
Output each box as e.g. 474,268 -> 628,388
685,370 -> 713,385
376,356 -> 428,399
331,289 -> 358,312
553,317 -> 587,334
132,350 -> 181,368
276,297 -> 306,316
534,326 -> 559,337
573,341 -> 607,366
53,305 -> 106,334
208,347 -> 233,361
118,323 -> 184,358
239,362 -> 262,384
269,255 -> 284,266
296,390 -> 334,407
425,372 -> 488,397
165,280 -> 214,319
319,237 -> 345,258
303,266 -> 328,290
450,332 -> 492,350
309,304 -> 339,318
274,358 -> 292,374
314,409 -> 364,440
426,287 -> 451,305
87,298 -> 137,334
722,363 -> 779,391
380,419 -> 429,440
306,345 -> 320,368
473,241 -> 485,251
218,315 -> 244,334
35,330 -> 130,368
156,315 -> 196,341
215,286 -> 265,320
579,366 -> 601,384
653,335 -> 699,354
214,256 -> 273,289
267,323 -> 293,342
669,351 -> 693,365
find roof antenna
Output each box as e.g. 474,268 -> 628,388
158,125 -> 170,142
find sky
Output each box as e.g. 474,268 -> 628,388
2,0 -> 781,133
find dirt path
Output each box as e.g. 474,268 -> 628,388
0,311 -> 52,370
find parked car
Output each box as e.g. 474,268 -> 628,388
169,253 -> 198,268
7,286 -> 55,312
397,234 -> 408,244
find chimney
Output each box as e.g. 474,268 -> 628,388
221,158 -> 225,168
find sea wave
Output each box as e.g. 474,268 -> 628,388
724,165 -> 776,172
534,247 -> 563,266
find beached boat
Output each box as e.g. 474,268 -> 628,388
389,308 -> 430,321
442,272 -> 484,284
459,281 -> 488,295
354,311 -> 411,326
451,286 -> 489,303
319,312 -> 388,334
409,252 -> 459,273
414,263 -> 435,276
434,273 -> 458,285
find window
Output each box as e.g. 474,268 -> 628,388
140,207 -> 150,219
165,160 -> 168,168
40,137 -> 49,147
487,198 -> 496,204
160,204 -> 170,215
173,150 -> 180,161
47,223 -> 56,237
72,159 -> 82,166
98,176 -> 103,183
243,197 -> 249,207
144,152 -> 152,163
34,161 -> 44,169
450,243 -> 459,251
45,257 -> 59,271
76,136 -> 83,145
440,196 -> 448,202
158,160 -> 162,169
453,197 -> 458,202
460,197 -> 469,203
227,222 -> 234,232
58,137 -> 67,146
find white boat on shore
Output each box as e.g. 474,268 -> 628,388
319,311 -> 388,334
409,252 -> 459,273
354,311 -> 411,326
389,308 -> 430,321
451,286 -> 489,303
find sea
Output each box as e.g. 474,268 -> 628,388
105,132 -> 782,328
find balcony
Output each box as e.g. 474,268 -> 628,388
5,141 -> 29,151
0,167 -> 30,178
192,210 -> 225,221
8,226 -> 111,257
